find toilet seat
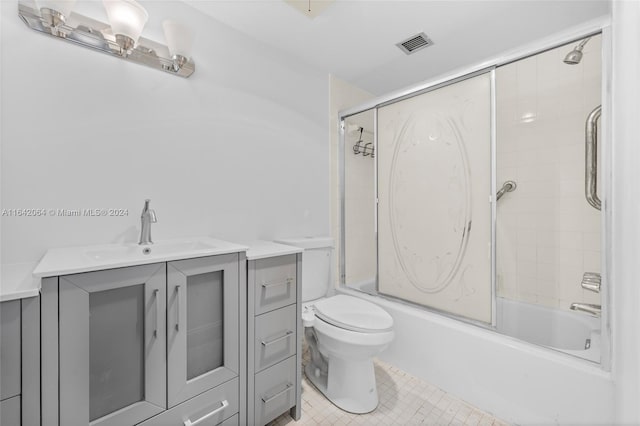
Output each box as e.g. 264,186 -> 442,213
311,295 -> 394,333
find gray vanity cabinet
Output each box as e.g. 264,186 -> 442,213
247,254 -> 302,426
58,263 -> 167,426
41,252 -> 246,426
167,254 -> 239,407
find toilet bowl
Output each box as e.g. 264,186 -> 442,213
275,237 -> 394,413
302,295 -> 394,413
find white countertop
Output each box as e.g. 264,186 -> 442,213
244,240 -> 303,260
33,237 -> 248,278
1,261 -> 41,302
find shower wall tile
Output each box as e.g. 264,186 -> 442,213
496,34 -> 602,312
343,114 -> 377,286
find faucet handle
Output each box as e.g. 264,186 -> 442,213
581,272 -> 601,293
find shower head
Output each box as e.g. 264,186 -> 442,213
563,48 -> 583,65
563,37 -> 591,65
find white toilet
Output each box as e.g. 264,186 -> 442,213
276,237 -> 394,414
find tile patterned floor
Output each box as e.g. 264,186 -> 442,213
270,347 -> 509,426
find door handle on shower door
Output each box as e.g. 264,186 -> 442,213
585,105 -> 602,210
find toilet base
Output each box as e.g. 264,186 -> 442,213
305,356 -> 379,414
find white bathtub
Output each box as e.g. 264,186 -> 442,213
339,284 -> 613,424
347,281 -> 601,362
496,297 -> 601,363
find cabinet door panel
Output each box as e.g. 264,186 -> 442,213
0,300 -> 21,400
168,254 -> 239,407
59,264 -> 166,426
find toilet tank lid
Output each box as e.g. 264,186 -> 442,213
274,236 -> 334,249
314,295 -> 393,333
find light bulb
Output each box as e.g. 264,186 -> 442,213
163,20 -> 193,68
103,0 -> 148,51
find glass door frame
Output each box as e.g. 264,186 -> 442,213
339,67 -> 497,328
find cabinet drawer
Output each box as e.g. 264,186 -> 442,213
138,377 -> 239,426
1,300 -> 21,400
254,356 -> 296,426
254,255 -> 297,315
1,395 -> 20,426
255,305 -> 297,372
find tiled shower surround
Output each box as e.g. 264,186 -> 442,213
496,35 -> 602,310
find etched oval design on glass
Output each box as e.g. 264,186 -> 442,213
388,112 -> 472,293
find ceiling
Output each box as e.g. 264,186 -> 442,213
185,0 -> 609,95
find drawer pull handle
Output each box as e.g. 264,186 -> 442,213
262,383 -> 293,405
262,277 -> 294,290
183,399 -> 229,426
153,289 -> 159,338
261,330 -> 294,347
175,285 -> 181,332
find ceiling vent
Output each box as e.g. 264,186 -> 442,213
396,32 -> 434,55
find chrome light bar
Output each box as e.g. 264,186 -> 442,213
18,2 -> 195,78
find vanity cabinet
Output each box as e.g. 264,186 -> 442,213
40,252 -> 246,426
246,253 -> 302,426
1,297 -> 40,426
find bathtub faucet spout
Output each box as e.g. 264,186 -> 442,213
570,303 -> 601,317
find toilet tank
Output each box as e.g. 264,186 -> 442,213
274,237 -> 334,303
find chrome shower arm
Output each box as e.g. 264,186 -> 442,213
576,37 -> 592,51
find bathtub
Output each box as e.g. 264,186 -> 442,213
339,282 -> 613,424
496,297 -> 601,363
347,281 -> 601,363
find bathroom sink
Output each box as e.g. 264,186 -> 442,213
85,240 -> 218,261
33,237 -> 248,278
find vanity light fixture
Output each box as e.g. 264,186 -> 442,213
19,0 -> 195,77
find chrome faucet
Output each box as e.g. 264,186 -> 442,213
581,272 -> 601,293
570,272 -> 602,316
570,303 -> 601,317
139,199 -> 157,245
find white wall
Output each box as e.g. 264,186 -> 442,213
496,35 -> 602,311
0,0 -> 329,267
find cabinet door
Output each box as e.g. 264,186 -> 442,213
1,300 -> 21,400
167,254 -> 239,407
59,264 -> 166,426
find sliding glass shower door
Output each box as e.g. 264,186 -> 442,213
377,72 -> 493,323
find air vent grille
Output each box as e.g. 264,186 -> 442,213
396,32 -> 434,55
